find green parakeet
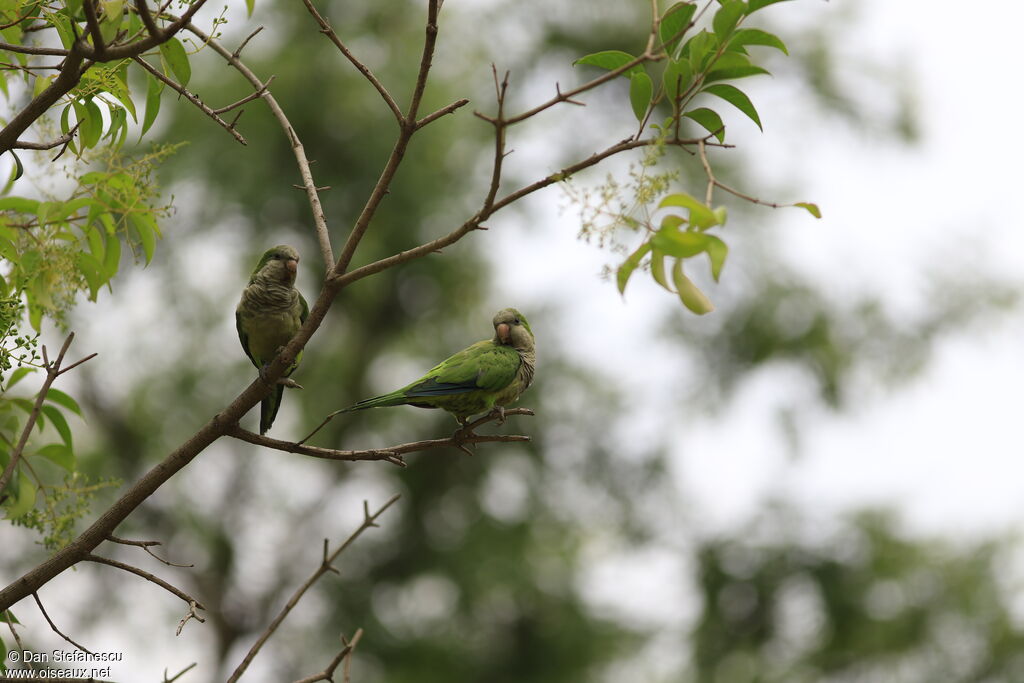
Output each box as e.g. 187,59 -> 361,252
236,245 -> 309,434
340,308 -> 535,423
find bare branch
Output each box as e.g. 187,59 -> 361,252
505,51 -> 661,125
415,97 -> 470,130
163,663 -> 197,683
226,425 -> 406,467
300,0 -> 403,124
0,334 -> 76,495
211,75 -> 274,114
332,0 -> 442,277
106,534 -> 194,568
227,498 -> 399,683
291,629 -> 363,683
10,120 -> 81,151
232,25 -> 263,59
176,600 -> 203,636
83,554 -> 206,618
132,56 -> 248,145
33,592 -> 94,655
184,21 -> 336,271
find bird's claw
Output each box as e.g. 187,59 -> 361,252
278,377 -> 303,390
491,406 -> 506,425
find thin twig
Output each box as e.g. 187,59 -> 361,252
331,0 -> 442,277
300,0 -> 402,124
83,554 -> 206,617
231,25 -> 263,59
291,629 -> 363,683
227,497 -> 399,683
163,662 -> 197,683
0,334 -> 75,496
106,534 -> 194,567
132,56 -> 248,145
415,97 -> 470,130
33,592 -> 95,655
183,21 -> 335,271
11,120 -> 81,151
135,0 -> 160,39
82,0 -> 107,59
211,75 -> 274,114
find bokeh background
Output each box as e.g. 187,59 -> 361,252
5,0 -> 1024,680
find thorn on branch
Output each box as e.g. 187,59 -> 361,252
163,662 -> 197,683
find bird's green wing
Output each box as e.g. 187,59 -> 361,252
236,309 -> 258,368
403,341 -> 520,398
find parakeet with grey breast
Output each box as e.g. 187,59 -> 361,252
236,245 -> 309,434
331,308 -> 534,424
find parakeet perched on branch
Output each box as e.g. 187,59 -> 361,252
339,308 -> 535,423
236,245 -> 309,434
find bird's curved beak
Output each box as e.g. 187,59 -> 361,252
285,258 -> 298,275
496,322 -> 511,344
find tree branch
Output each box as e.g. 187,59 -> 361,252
226,498 -> 399,683
300,0 -> 403,124
131,55 -> 248,145
184,21 -> 335,271
292,629 -> 363,683
331,0 -> 441,277
105,534 -> 194,567
231,407 -> 534,462
0,334 -> 78,496
33,592 -> 94,655
83,554 -> 206,626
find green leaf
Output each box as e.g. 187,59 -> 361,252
794,201 -> 822,218
713,0 -> 745,39
45,388 -> 83,418
662,58 -> 692,103
684,30 -> 718,72
650,248 -> 672,291
703,83 -> 762,130
99,0 -> 124,43
659,2 -> 697,55
683,107 -> 725,142
141,73 -> 163,138
85,222 -> 105,263
659,192 -> 720,229
0,196 -> 39,212
652,228 -> 710,258
41,404 -> 72,448
103,231 -> 121,279
9,150 -> 22,181
130,212 -> 158,264
629,71 -> 653,121
672,259 -> 714,314
748,0 -> 793,11
76,251 -> 105,301
728,28 -> 788,54
706,54 -> 770,82
4,469 -> 36,520
704,234 -> 728,281
5,367 -> 35,391
246,0 -> 255,14
573,50 -> 642,76
36,443 -> 74,471
0,610 -> 20,625
159,37 -> 191,86
617,241 -> 652,295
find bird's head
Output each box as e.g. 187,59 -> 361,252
492,308 -> 534,352
253,244 -> 300,284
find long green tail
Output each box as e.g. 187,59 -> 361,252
260,384 -> 285,434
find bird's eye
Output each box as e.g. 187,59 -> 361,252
514,317 -> 521,325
